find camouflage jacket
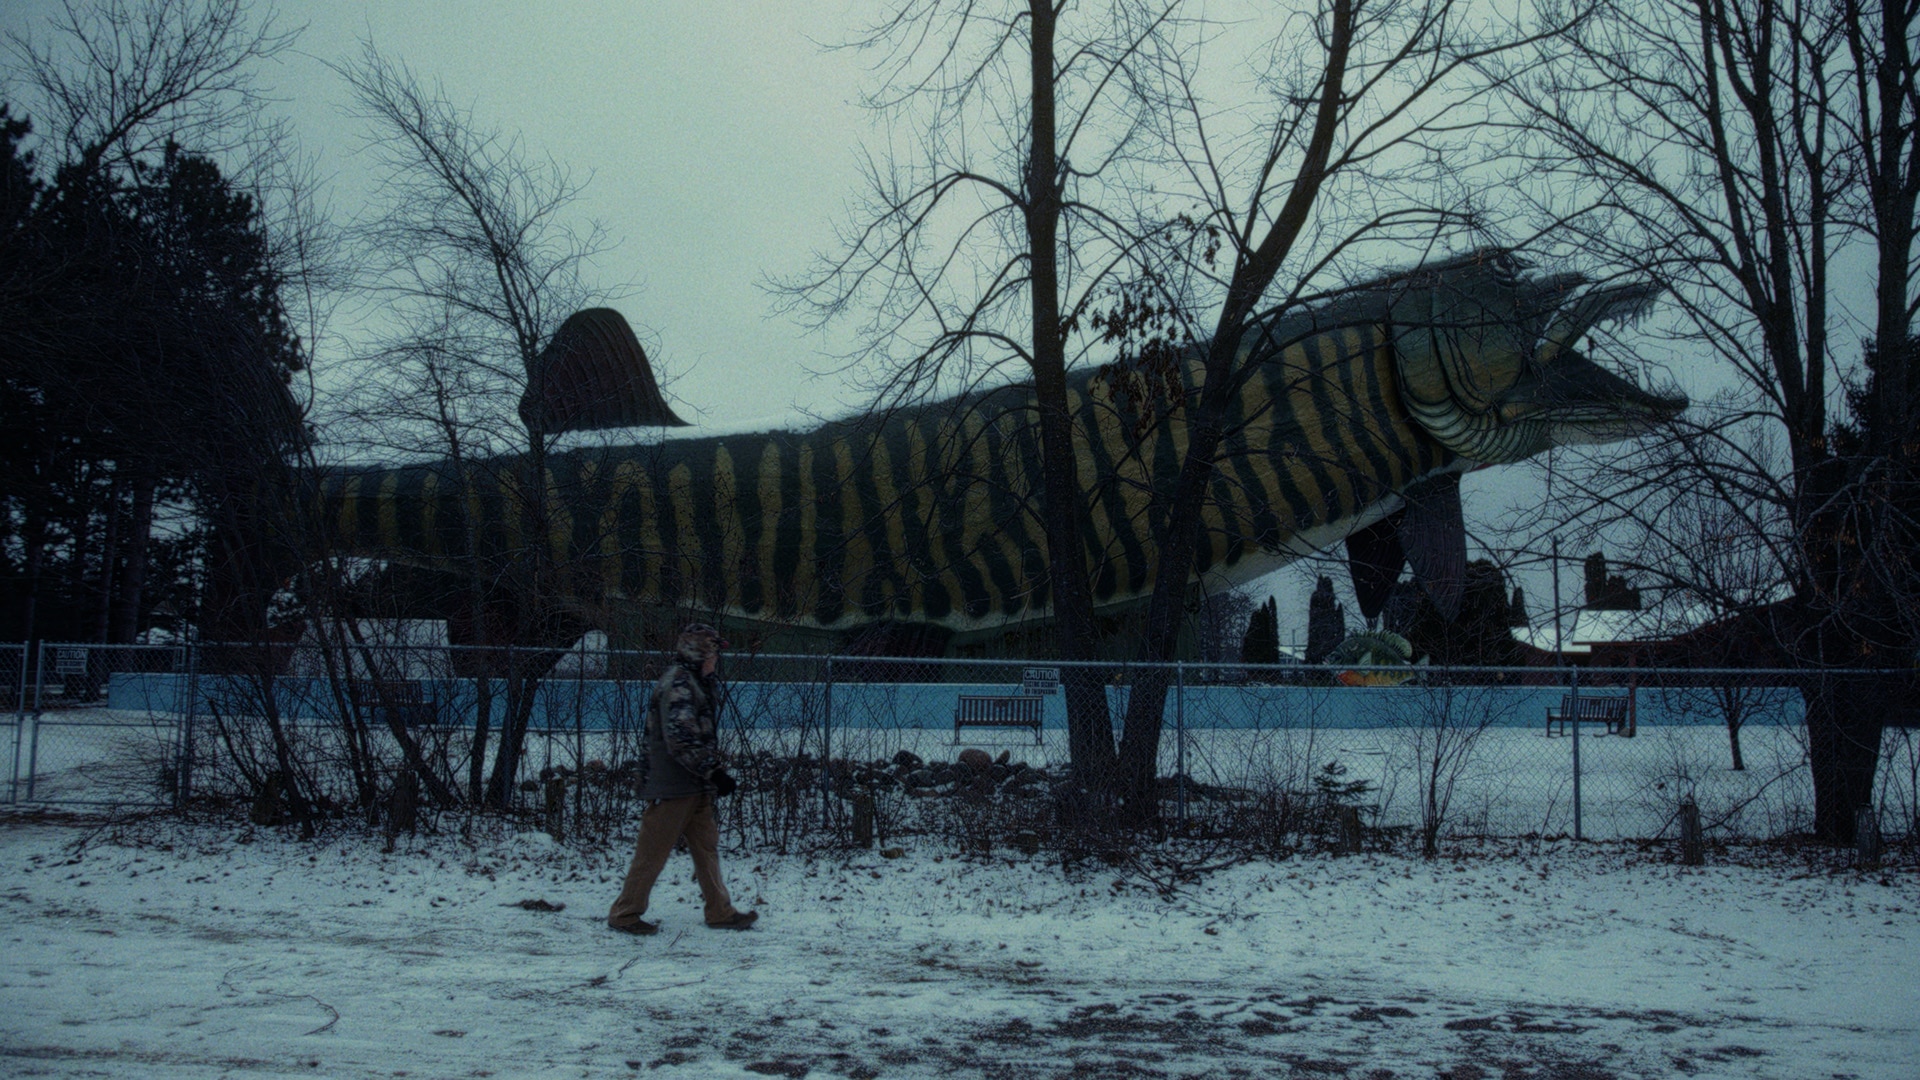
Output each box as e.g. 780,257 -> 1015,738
636,661 -> 729,799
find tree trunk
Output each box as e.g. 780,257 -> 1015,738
92,471 -> 121,644
470,673 -> 494,805
1804,672 -> 1887,844
20,496 -> 46,647
485,664 -> 541,809
1112,0 -> 1354,823
1025,1 -> 1114,803
1115,342 -> 1243,821
110,472 -> 155,644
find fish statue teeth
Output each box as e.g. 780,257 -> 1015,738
321,249 -> 1685,655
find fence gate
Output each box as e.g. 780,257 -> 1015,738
15,642 -> 187,808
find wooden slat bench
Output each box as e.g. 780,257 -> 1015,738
351,679 -> 438,726
954,694 -> 1044,744
1545,693 -> 1633,737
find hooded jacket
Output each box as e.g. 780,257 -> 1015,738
636,649 -> 728,799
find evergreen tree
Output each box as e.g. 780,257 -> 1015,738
1241,596 -> 1280,668
1306,576 -> 1346,664
1398,560 -> 1526,667
0,113 -> 304,644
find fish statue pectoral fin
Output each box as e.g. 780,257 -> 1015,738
1400,472 -> 1467,623
1345,511 -> 1408,623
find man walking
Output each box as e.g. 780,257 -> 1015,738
607,623 -> 758,934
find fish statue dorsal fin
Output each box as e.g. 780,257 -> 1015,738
519,308 -> 688,435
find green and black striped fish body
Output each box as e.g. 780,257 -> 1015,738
320,251 -> 1684,649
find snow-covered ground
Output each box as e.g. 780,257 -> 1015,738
0,815 -> 1913,1079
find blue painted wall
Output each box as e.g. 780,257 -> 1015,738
104,673 -> 1805,729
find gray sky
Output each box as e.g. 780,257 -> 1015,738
275,0 -> 879,428
3,0 -> 882,428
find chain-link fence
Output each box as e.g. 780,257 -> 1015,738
8,643 -> 191,807
5,641 -> 1914,852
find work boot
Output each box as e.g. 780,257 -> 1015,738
607,917 -> 660,936
707,910 -> 758,931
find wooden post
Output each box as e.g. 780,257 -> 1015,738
1625,657 -> 1638,738
851,793 -> 875,849
1856,806 -> 1882,868
543,776 -> 566,842
384,767 -> 419,852
1679,797 -> 1704,865
1337,805 -> 1364,855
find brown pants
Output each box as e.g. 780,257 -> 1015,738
608,794 -> 739,927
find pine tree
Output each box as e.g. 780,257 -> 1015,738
1241,596 -> 1279,668
1306,576 -> 1346,663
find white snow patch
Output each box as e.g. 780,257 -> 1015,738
0,818 -> 1912,1078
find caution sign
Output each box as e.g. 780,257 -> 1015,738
1020,666 -> 1060,695
55,648 -> 89,676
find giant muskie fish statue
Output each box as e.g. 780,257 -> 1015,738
320,250 -> 1685,654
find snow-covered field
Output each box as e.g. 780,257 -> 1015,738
0,814 -> 1913,1079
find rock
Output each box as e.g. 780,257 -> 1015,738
892,750 -> 924,770
958,748 -> 993,774
906,769 -> 935,788
995,750 -> 1011,765
880,847 -> 906,859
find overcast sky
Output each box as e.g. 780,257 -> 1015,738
5,0 -> 887,429
287,0 -> 882,429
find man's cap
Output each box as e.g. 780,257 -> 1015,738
677,623 -> 729,649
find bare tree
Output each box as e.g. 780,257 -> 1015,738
6,0 -> 298,175
1510,0 -> 1920,843
1103,0 -> 1558,820
1196,583 -> 1257,663
333,43 -> 633,808
787,0 -> 1553,824
782,0 -> 1185,800
1381,678 -> 1516,857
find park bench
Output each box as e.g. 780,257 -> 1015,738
1544,693 -> 1633,738
954,693 -> 1044,745
351,679 -> 438,726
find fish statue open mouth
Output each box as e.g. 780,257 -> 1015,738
320,248 -> 1685,655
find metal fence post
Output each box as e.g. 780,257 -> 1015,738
26,642 -> 49,802
178,641 -> 199,806
9,645 -> 27,804
822,655 -> 835,823
1175,660 -> 1186,827
575,635 -> 587,827
506,643 -> 521,809
1570,665 -> 1582,841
